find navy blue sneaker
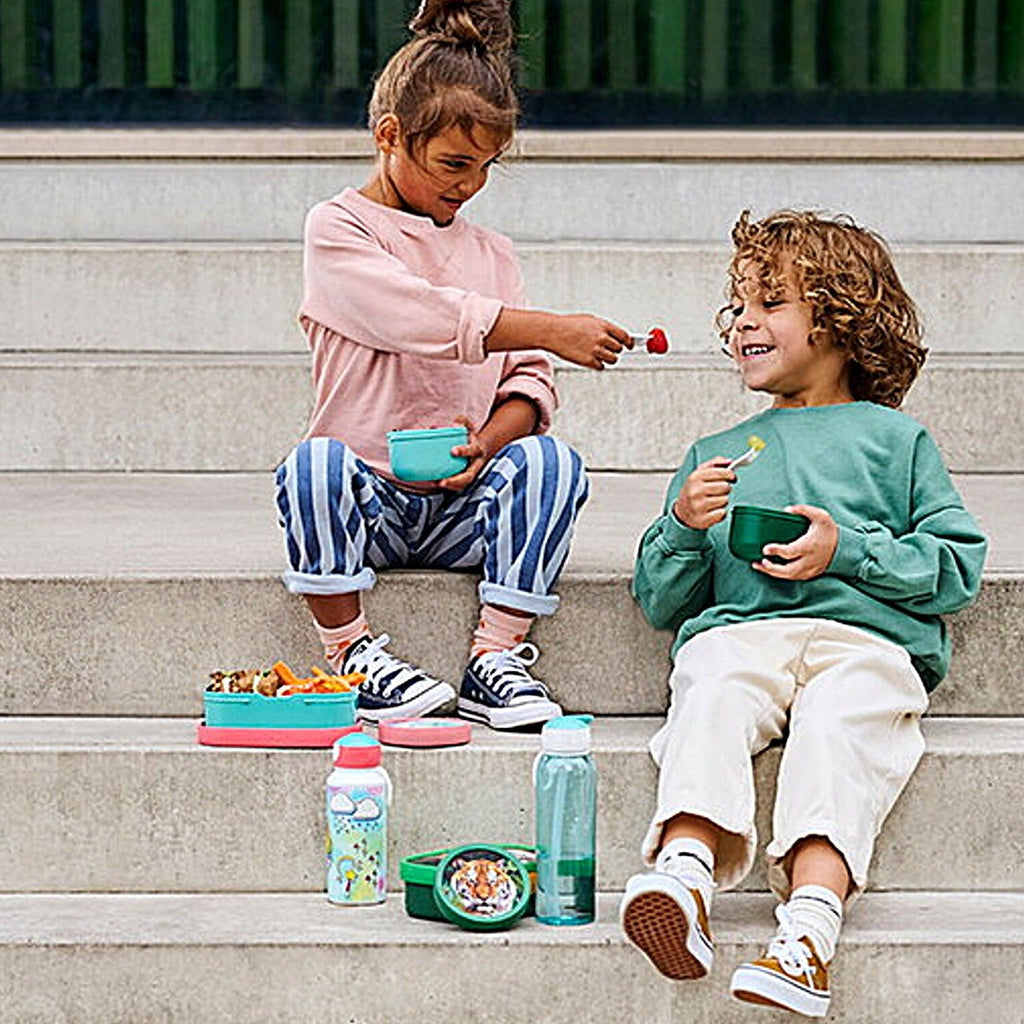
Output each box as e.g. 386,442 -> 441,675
341,634 -> 455,722
458,642 -> 562,730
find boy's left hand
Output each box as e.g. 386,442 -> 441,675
753,504 -> 838,580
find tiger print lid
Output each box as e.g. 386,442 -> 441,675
433,844 -> 532,931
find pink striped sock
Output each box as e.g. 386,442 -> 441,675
316,614 -> 370,672
470,605 -> 534,660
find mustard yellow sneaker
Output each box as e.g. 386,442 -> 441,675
730,906 -> 830,1017
620,870 -> 714,980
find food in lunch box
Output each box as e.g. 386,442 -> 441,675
206,661 -> 363,696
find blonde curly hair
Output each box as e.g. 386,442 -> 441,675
717,209 -> 926,407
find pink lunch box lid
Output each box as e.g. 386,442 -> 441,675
377,717 -> 472,748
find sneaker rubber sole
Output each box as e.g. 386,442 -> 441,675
456,694 -> 561,730
357,681 -> 456,723
620,873 -> 713,981
730,963 -> 830,1017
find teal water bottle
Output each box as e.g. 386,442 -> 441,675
533,714 -> 597,925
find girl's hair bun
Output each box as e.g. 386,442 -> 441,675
409,0 -> 515,55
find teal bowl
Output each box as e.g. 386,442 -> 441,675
387,427 -> 469,482
729,504 -> 810,562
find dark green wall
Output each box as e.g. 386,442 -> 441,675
1,0 -> 1022,124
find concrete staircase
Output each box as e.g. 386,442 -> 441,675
1,129 -> 1022,1023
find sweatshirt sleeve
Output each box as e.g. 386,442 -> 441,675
827,429 -> 987,614
299,201 -> 501,365
632,449 -> 716,631
491,262 -> 558,432
494,352 -> 558,433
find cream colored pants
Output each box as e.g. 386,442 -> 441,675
642,618 -> 928,900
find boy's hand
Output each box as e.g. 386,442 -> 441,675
754,504 -> 838,580
673,457 -> 735,529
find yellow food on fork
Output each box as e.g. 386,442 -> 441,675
728,435 -> 766,471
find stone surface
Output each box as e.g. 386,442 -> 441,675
4,241 -> 1022,356
5,159 -> 1024,242
0,715 -> 1020,893
0,353 -> 1020,471
0,471 -> 1018,717
0,892 -> 1021,1024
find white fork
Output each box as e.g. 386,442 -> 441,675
727,435 -> 766,471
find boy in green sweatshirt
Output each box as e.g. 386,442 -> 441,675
619,210 -> 987,1018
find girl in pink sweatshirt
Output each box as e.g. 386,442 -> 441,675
276,0 -> 630,729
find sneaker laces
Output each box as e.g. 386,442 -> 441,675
348,633 -> 433,698
475,641 -> 546,698
767,904 -> 817,982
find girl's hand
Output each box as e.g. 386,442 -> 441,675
754,504 -> 838,580
673,458 -> 735,530
437,416 -> 492,492
549,314 -> 633,370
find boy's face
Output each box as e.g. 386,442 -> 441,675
726,260 -> 851,407
376,118 -> 506,226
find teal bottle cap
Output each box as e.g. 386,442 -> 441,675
545,714 -> 594,729
433,844 -> 531,932
540,714 -> 594,754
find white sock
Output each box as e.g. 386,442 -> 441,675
655,837 -> 716,909
784,884 -> 844,963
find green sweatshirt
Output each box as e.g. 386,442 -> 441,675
632,402 -> 987,690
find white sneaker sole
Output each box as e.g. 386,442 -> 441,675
620,872 -> 713,980
457,695 -> 562,730
730,963 -> 830,1017
357,681 -> 456,723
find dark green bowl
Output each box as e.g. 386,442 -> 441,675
400,845 -> 536,922
729,504 -> 810,562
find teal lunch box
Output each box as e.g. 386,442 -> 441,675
387,427 -> 469,482
202,689 -> 357,729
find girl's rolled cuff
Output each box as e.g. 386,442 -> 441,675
282,567 -> 377,596
494,376 -> 557,434
479,581 -> 560,617
457,292 -> 504,364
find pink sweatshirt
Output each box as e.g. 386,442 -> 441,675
298,187 -> 558,483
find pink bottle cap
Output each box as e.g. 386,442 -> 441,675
378,717 -> 471,748
332,732 -> 382,767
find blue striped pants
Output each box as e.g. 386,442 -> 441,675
275,434 -> 589,616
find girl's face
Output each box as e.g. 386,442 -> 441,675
727,261 -> 852,408
371,117 -> 506,226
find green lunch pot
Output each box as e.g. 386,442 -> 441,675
401,844 -> 536,926
729,504 -> 810,563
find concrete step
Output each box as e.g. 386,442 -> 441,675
3,137 -> 1024,243
1,890 -> 1021,1024
1,352 -> 1021,472
1,716 -> 1020,894
4,241 -> 1022,357
0,472 -> 1017,718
